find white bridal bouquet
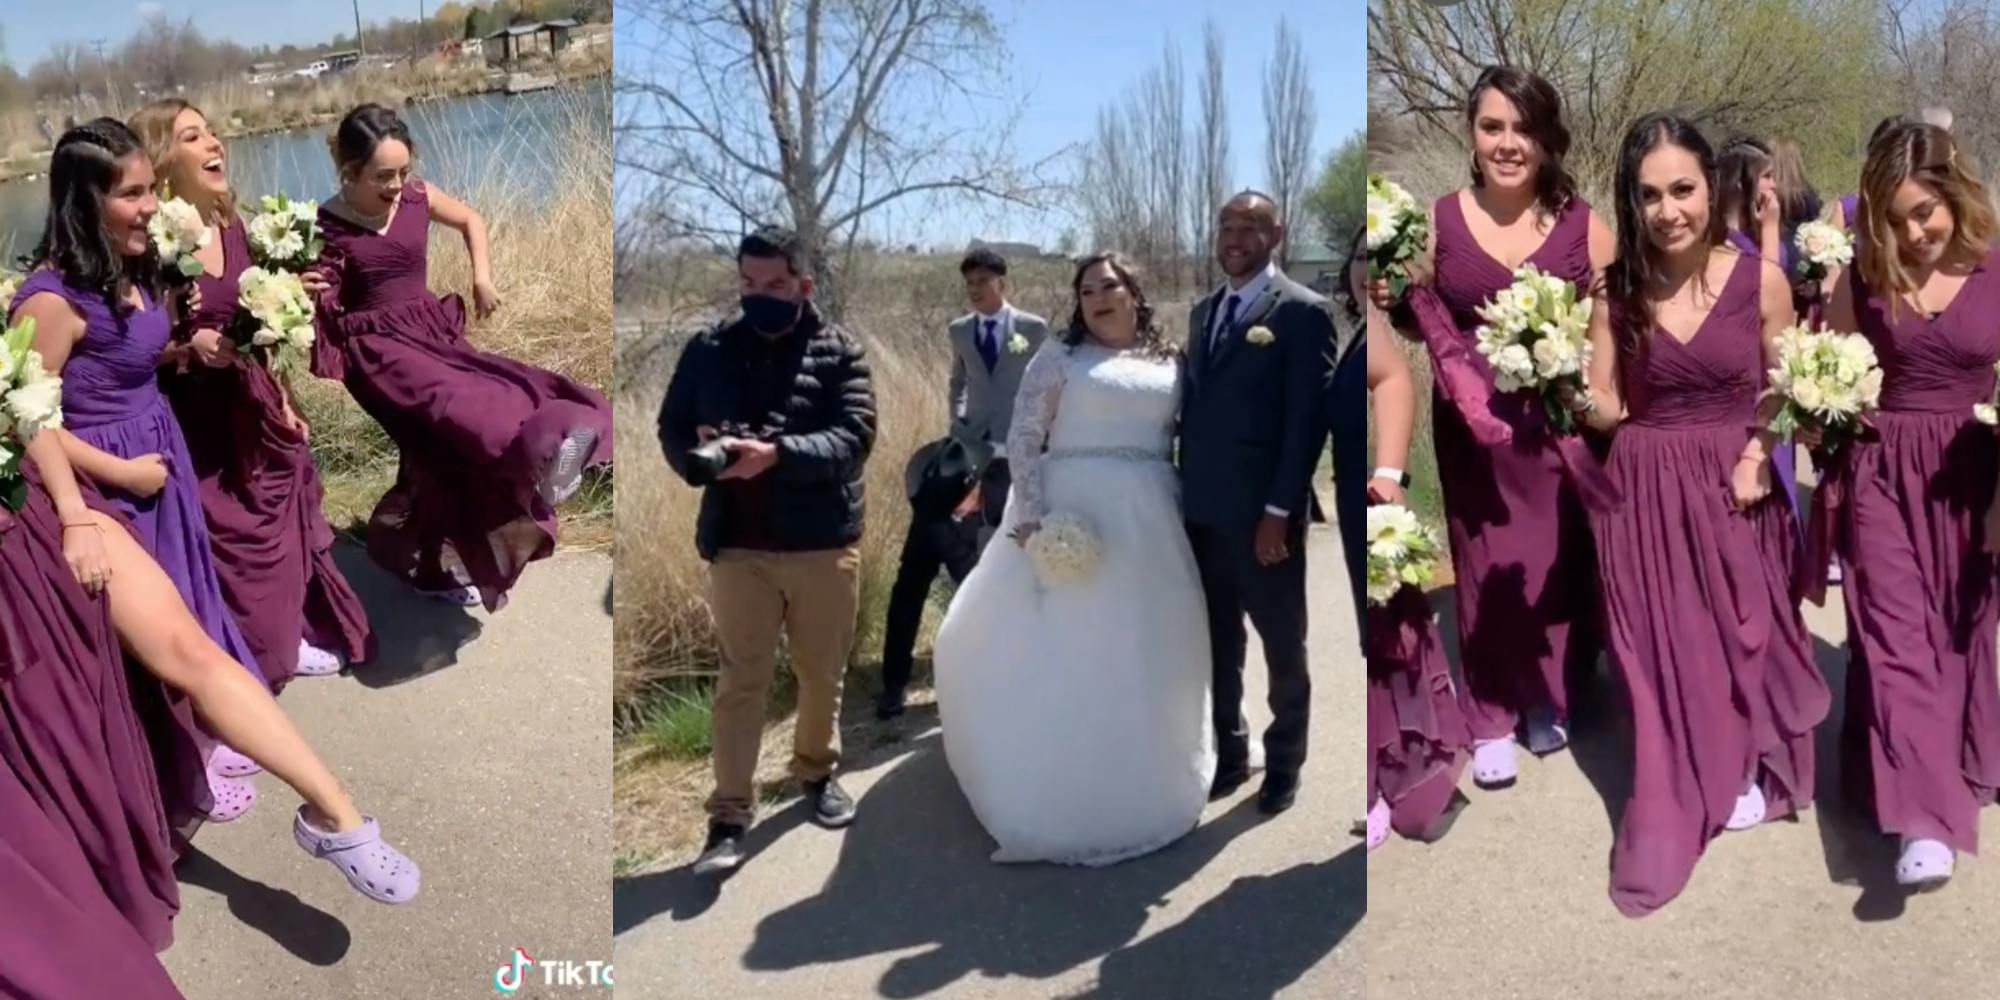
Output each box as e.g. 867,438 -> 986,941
0,317 -> 65,510
1472,264 -> 1595,433
245,194 -> 323,272
1026,511 -> 1103,587
1366,503 -> 1443,606
1366,173 -> 1428,301
1793,221 -> 1855,283
235,266 -> 316,375
1972,361 -> 2000,426
1766,324 -> 1883,455
0,267 -> 20,308
149,195 -> 210,280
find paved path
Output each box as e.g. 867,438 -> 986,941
1369,588 -> 2000,1000
612,527 -> 1364,999
160,545 -> 613,1000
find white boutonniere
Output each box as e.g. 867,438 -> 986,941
1007,332 -> 1030,354
1245,325 -> 1276,346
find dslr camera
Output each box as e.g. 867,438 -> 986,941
686,421 -> 772,487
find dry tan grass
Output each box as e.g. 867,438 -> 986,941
297,84 -> 612,545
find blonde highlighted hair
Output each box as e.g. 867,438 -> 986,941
1857,123 -> 1995,312
128,98 -> 237,221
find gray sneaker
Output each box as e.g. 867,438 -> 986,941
692,822 -> 745,876
805,777 -> 857,828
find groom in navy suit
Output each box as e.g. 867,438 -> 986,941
1181,192 -> 1335,815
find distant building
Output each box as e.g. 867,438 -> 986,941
967,238 -> 1043,260
486,19 -> 581,64
1290,241 -> 1343,295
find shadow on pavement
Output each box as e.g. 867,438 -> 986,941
174,846 -> 351,965
1805,632 -> 1910,921
326,543 -> 483,688
1081,843 -> 1363,1000
731,732 -> 1260,998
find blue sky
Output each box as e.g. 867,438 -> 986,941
621,0 -> 1362,247
3,2 -> 436,61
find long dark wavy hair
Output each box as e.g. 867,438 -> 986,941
1465,65 -> 1578,214
1605,113 -> 1726,353
25,118 -> 162,314
1062,252 -> 1179,361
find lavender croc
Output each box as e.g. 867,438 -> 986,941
212,743 -> 263,779
296,639 -> 345,677
1896,838 -> 1953,892
201,772 -> 257,822
1470,738 -> 1518,789
1726,783 -> 1767,831
1366,798 -> 1390,853
293,808 -> 422,904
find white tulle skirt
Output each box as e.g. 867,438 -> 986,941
934,453 -> 1217,866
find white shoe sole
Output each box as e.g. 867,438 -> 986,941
538,428 -> 597,506
692,852 -> 742,876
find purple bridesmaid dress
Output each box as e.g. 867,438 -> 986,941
1723,228 -> 1806,530
1836,248 -> 2000,854
0,461 -> 190,967
12,271 -> 265,686
313,181 -> 612,610
163,220 -> 374,685
1429,192 -> 1601,741
1594,252 -> 1828,916
1367,587 -> 1471,839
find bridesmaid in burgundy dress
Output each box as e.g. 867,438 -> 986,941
1567,115 -> 1828,916
1372,66 -> 1615,788
312,104 -> 612,611
1364,303 -> 1471,851
130,99 -> 374,686
9,122 -> 421,907
0,448 -> 187,976
1822,122 -> 2000,890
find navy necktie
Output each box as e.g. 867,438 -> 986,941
1210,293 -> 1241,358
979,318 -> 1000,372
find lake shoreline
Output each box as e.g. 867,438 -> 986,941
0,64 -> 608,186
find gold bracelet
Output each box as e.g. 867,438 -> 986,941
59,520 -> 101,531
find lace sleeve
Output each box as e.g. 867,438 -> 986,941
1005,339 -> 1070,523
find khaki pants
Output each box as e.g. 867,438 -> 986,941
705,546 -> 861,827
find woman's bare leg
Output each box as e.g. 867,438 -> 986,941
92,511 -> 364,832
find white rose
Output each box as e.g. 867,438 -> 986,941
7,357 -> 63,439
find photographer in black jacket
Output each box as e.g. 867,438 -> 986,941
657,226 -> 876,876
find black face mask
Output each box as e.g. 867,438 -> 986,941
741,293 -> 803,334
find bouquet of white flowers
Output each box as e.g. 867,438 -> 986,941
234,266 -> 316,375
1766,324 -> 1883,457
1366,174 -> 1428,302
1972,361 -> 2000,427
1793,221 -> 1855,284
149,195 -> 210,280
1025,511 -> 1103,587
1472,264 -> 1595,433
245,194 -> 323,272
0,267 -> 21,308
1366,503 -> 1443,606
0,317 -> 65,510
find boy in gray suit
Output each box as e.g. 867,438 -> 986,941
876,249 -> 1049,718
948,248 -> 1050,534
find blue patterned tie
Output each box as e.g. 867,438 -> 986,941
979,318 -> 1000,372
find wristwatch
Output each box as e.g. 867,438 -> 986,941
1372,466 -> 1411,488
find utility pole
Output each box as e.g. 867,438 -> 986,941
353,0 -> 366,56
91,39 -> 113,116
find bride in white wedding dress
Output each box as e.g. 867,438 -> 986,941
934,252 -> 1217,867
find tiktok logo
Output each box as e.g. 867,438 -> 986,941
494,947 -> 535,993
